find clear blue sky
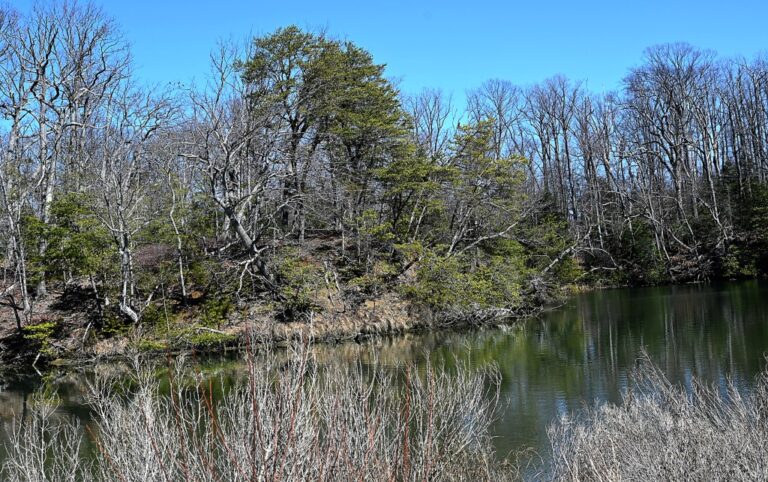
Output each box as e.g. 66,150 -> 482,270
14,0 -> 768,100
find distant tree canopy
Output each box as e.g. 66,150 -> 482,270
2,2 -> 768,333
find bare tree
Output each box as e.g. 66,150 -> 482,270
182,42 -> 279,292
92,84 -> 175,322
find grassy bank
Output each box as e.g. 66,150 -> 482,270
0,253 -> 552,369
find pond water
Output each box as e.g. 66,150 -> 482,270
2,280 -> 768,469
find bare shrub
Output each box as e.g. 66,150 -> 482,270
546,354 -> 768,481
1,395 -> 87,482
2,342 -> 516,481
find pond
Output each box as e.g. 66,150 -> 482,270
2,280 -> 768,470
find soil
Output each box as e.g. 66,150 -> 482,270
1,284 -> 539,371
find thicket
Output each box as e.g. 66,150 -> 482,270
547,355 -> 768,481
2,2 -> 768,358
0,343 -> 517,481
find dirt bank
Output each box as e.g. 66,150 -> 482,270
1,287 -> 541,370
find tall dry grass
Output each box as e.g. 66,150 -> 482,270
2,341 -> 516,481
547,354 -> 768,481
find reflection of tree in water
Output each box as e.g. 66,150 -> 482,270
1,281 -> 767,468
420,281 -> 768,463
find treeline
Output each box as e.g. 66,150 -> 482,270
1,2 -> 767,334
473,45 -> 768,284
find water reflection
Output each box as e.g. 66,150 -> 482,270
2,281 -> 767,467
422,280 -> 768,459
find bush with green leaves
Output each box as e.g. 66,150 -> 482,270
35,193 -> 113,285
22,319 -> 59,358
404,241 -> 530,312
200,296 -> 233,328
275,250 -> 323,320
729,182 -> 768,277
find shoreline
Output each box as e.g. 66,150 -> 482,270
0,289 -> 546,373
4,277 -> 760,373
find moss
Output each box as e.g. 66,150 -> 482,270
187,331 -> 236,347
135,339 -> 169,352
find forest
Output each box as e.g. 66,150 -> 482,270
2,2 -> 768,361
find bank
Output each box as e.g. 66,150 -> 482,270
0,279 -> 552,370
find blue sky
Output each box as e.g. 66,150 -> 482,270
13,0 -> 768,100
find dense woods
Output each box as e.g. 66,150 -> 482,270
2,2 -> 768,357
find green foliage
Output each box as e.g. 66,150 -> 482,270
520,204 -> 583,284
186,257 -> 222,292
603,221 -> 666,285
29,374 -> 63,408
140,304 -> 172,328
720,244 -> 757,278
349,260 -> 398,295
451,120 -> 527,203
23,320 -> 59,357
135,339 -> 169,352
355,209 -> 395,267
243,25 -> 407,152
101,308 -> 132,337
555,257 -> 584,283
403,243 -> 529,311
375,153 -> 451,243
242,25 -> 322,105
185,194 -> 219,241
401,249 -> 463,308
356,210 -> 394,242
42,193 -> 114,281
467,256 -> 527,307
20,212 -> 47,286
200,296 -> 233,328
731,183 -> 768,276
275,251 -> 322,319
393,241 -> 425,263
375,153 -> 447,197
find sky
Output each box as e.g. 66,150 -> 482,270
12,0 -> 768,103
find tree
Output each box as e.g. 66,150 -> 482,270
183,42 -> 279,295
92,85 -> 175,323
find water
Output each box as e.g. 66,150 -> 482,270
2,280 -> 768,467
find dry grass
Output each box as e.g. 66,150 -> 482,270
2,339 -> 517,481
546,354 -> 768,481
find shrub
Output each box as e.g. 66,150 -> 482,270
200,296 -> 233,328
135,339 -> 169,352
546,354 -> 768,481
275,251 -> 322,320
404,245 -> 528,312
1,343 -> 516,481
22,320 -> 59,358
